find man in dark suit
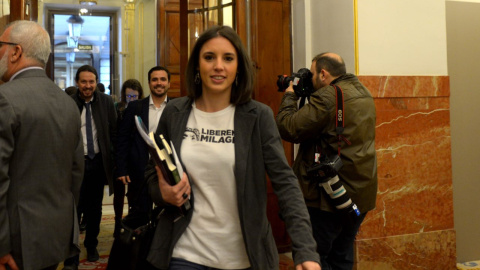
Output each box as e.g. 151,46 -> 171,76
0,20 -> 84,270
115,66 -> 171,235
63,65 -> 117,269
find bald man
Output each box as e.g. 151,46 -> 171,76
0,21 -> 84,270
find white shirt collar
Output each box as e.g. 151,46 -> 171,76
9,67 -> 44,81
149,95 -> 168,108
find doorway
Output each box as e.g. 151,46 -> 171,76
45,8 -> 118,95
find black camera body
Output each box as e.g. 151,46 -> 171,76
307,155 -> 343,183
307,155 -> 361,216
277,68 -> 315,97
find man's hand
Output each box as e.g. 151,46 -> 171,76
0,254 -> 18,270
155,166 -> 190,207
286,81 -> 295,93
117,175 -> 131,185
296,261 -> 321,270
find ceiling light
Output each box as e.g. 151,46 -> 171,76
66,52 -> 76,63
67,37 -> 78,48
67,15 -> 84,38
79,0 -> 97,5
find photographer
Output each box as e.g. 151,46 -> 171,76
276,52 -> 377,270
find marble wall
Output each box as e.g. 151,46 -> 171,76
354,76 -> 456,269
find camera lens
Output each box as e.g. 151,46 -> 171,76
277,75 -> 291,92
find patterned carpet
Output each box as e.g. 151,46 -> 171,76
55,213 -> 295,270
56,214 -> 115,270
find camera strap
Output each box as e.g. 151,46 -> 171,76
314,84 -> 351,161
332,84 -> 351,156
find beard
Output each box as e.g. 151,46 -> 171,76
150,87 -> 167,98
0,51 -> 9,81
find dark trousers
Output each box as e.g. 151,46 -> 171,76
126,175 -> 149,214
308,207 -> 367,270
65,153 -> 106,266
81,153 -> 106,249
113,179 -> 126,222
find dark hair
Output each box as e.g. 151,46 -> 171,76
65,86 -> 77,95
312,53 -> 346,77
97,83 -> 106,93
148,66 -> 171,82
186,25 -> 255,105
120,79 -> 144,103
75,65 -> 98,82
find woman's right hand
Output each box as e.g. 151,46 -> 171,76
155,166 -> 191,207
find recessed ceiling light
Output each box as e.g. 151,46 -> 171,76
79,0 -> 97,5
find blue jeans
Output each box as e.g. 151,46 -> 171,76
169,258 -> 250,270
308,207 -> 367,270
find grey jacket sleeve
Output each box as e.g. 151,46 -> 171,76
71,126 -> 85,206
259,105 -> 320,265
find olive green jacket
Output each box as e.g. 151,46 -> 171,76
276,74 -> 378,214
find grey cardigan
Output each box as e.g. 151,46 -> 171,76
146,97 -> 319,269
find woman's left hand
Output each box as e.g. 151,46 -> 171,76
155,166 -> 191,207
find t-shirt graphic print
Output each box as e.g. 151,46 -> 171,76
174,103 -> 250,269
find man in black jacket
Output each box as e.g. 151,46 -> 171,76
64,65 -> 117,270
115,66 -> 171,235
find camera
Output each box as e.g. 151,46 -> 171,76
277,68 -> 315,97
307,155 -> 360,216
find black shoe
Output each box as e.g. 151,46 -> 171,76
62,264 -> 78,270
87,248 -> 99,262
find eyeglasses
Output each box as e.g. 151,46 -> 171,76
126,95 -> 138,98
0,41 -> 18,47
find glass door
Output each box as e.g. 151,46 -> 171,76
47,9 -> 117,95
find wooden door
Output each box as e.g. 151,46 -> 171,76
250,0 -> 293,253
157,0 -> 181,97
10,0 -> 37,21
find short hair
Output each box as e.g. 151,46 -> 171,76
148,66 -> 170,82
120,79 -> 144,103
185,25 -> 255,105
7,20 -> 51,67
65,86 -> 77,95
312,53 -> 346,77
75,65 -> 98,82
97,83 -> 106,93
